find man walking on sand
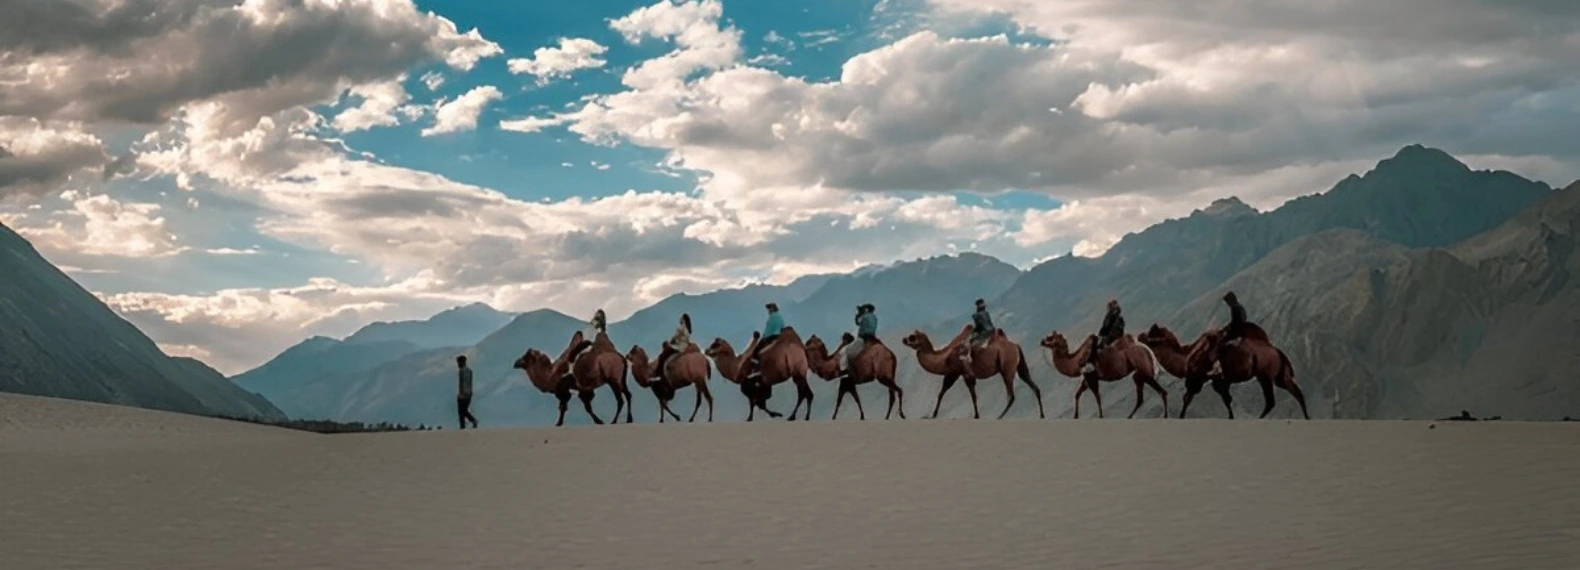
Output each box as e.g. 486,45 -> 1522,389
456,355 -> 479,429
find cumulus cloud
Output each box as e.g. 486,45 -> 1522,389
422,86 -> 504,136
332,77 -> 416,133
0,0 -> 501,134
8,191 -> 188,257
507,37 -> 609,84
0,118 -> 111,197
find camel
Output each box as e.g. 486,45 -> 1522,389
900,326 -> 1044,420
804,333 -> 905,421
704,336 -> 779,421
512,331 -> 599,426
1188,324 -> 1311,420
1040,331 -> 1169,419
627,344 -> 715,423
705,328 -> 814,421
1137,324 -> 1224,419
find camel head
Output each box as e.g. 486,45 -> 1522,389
626,345 -> 650,367
513,348 -> 549,371
901,330 -> 929,349
1143,323 -> 1181,345
705,337 -> 734,359
804,335 -> 829,357
1039,331 -> 1068,352
626,345 -> 653,387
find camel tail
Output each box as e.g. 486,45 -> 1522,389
1016,347 -> 1033,382
1138,343 -> 1164,380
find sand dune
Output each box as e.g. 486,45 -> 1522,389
3,394 -> 1579,569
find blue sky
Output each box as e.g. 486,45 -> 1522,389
2,0 -> 1577,372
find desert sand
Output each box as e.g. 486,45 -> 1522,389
3,393 -> 1579,570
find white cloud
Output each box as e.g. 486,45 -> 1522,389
506,37 -> 609,84
421,86 -> 504,136
9,191 -> 188,258
332,77 -> 413,133
420,71 -> 447,91
0,117 -> 111,197
609,0 -> 744,89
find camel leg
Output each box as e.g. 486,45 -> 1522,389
798,377 -> 814,422
1278,378 -> 1312,420
555,388 -> 573,427
663,396 -> 682,423
698,382 -> 715,423
608,384 -> 626,425
882,379 -> 905,420
848,381 -> 867,421
1211,378 -> 1235,419
1017,371 -> 1045,420
965,378 -> 981,420
1180,378 -> 1204,419
1088,377 -> 1106,419
622,382 -> 636,424
1073,381 -> 1087,419
832,382 -> 847,421
755,382 -> 784,419
997,372 -> 1017,420
1129,378 -> 1146,419
930,374 -> 959,419
1257,376 -> 1277,419
579,390 -> 605,425
1141,374 -> 1170,419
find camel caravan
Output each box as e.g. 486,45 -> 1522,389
510,292 -> 1310,426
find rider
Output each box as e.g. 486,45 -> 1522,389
855,304 -> 878,343
1083,299 -> 1125,373
654,313 -> 693,383
959,298 -> 995,368
741,303 -> 784,383
589,309 -> 608,335
1222,291 -> 1249,346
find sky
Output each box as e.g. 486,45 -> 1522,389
2,0 -> 1579,374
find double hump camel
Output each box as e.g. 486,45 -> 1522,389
513,330 -> 634,426
1138,323 -> 1310,419
705,328 -> 814,421
901,326 -> 1044,420
627,343 -> 715,423
805,333 -> 905,420
1040,331 -> 1169,419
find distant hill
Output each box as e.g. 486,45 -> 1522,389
229,303 -> 516,420
1155,181 -> 1579,420
342,302 -> 515,348
0,221 -> 284,421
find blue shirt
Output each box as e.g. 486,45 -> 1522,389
856,313 -> 878,337
763,312 -> 784,337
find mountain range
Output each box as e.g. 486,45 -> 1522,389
2,144 -> 1575,425
0,220 -> 284,421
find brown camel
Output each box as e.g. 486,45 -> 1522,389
805,333 -> 905,420
708,328 -> 814,421
1189,325 -> 1311,420
512,331 -> 598,426
627,344 -> 715,423
1137,324 -> 1225,419
574,331 -> 634,424
704,336 -> 782,421
1041,331 -> 1169,419
900,326 -> 1044,420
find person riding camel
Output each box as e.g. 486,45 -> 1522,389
589,309 -> 608,335
1222,291 -> 1249,346
834,303 -> 879,377
653,313 -> 693,384
1083,299 -> 1125,374
959,298 -> 995,368
741,303 -> 784,384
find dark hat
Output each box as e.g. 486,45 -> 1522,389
456,355 -> 467,363
765,302 -> 779,310
1223,291 -> 1238,301
975,298 -> 986,306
